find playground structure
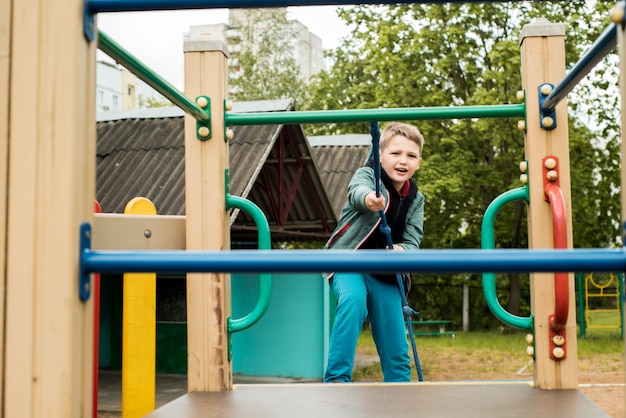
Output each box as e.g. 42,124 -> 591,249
577,272 -> 624,337
2,0 -> 626,417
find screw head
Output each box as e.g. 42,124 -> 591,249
196,97 -> 209,108
552,347 -> 565,359
610,5 -> 624,24
226,128 -> 234,140
516,90 -> 524,101
519,161 -> 527,173
519,174 -> 528,185
540,84 -> 553,96
546,170 -> 558,182
517,120 -> 525,131
552,335 -> 565,347
544,157 -> 557,169
542,116 -> 554,128
198,126 -> 210,138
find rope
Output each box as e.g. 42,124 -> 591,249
370,121 -> 423,382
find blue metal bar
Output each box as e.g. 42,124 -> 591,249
542,24 -> 618,113
81,248 -> 626,275
87,0 -> 523,13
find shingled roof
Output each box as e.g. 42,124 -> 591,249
96,100 -> 370,244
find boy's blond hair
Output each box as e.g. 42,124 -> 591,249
380,122 -> 424,155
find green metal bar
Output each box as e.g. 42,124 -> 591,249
226,194 -> 272,333
576,272 -> 586,337
617,272 -> 624,338
97,30 -> 209,123
481,186 -> 533,331
226,104 -> 525,126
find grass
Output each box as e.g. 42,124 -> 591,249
353,326 -> 624,382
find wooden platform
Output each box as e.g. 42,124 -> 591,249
144,381 -> 610,418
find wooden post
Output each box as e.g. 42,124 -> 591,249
519,18 -> 578,389
184,39 -> 231,391
3,0 -> 96,415
616,7 -> 626,406
0,0 -> 9,411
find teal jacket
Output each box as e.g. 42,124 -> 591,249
323,166 -> 424,278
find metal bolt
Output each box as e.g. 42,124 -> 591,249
546,170 -> 558,182
540,84 -> 553,96
552,335 -> 565,347
144,229 -> 152,239
544,157 -> 557,169
610,5 -> 624,24
552,347 -> 565,359
196,97 -> 209,108
519,161 -> 527,174
198,126 -> 210,138
519,174 -> 528,185
542,116 -> 554,128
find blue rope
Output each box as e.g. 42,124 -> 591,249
370,121 -> 423,382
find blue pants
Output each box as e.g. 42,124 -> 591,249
324,272 -> 411,383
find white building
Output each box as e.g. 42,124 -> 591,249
186,9 -> 325,83
96,60 -> 168,112
96,9 -> 325,112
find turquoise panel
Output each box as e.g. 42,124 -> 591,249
232,273 -> 329,380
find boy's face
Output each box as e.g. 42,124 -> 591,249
380,134 -> 422,191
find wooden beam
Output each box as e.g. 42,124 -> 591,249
184,39 -> 231,391
520,18 -> 578,389
4,0 -> 96,415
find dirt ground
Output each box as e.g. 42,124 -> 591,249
353,352 -> 625,417
438,359 -> 624,417
577,354 -> 624,418
578,373 -> 624,418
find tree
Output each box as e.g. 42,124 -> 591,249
137,94 -> 172,108
228,8 -> 307,105
305,2 -> 620,329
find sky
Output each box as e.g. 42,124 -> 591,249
97,6 -> 351,91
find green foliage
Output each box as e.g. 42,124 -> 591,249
307,2 -> 621,329
229,8 -> 307,106
137,94 -> 172,108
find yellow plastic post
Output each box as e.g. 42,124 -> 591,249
122,197 -> 157,418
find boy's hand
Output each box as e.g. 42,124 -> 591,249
364,191 -> 385,212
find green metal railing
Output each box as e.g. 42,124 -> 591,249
225,104 -> 525,126
481,186 -> 533,331
225,193 -> 272,333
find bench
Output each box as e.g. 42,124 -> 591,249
410,320 -> 456,337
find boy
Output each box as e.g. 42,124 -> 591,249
323,122 -> 425,383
